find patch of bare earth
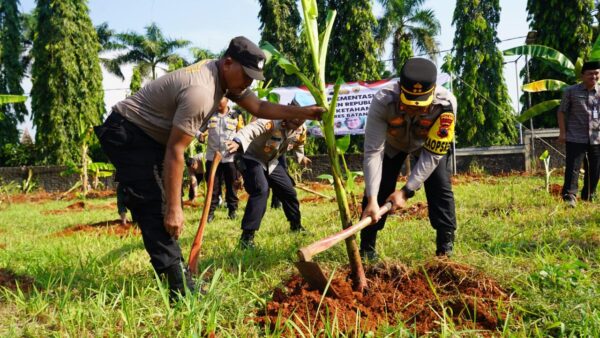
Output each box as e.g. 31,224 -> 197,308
51,220 -> 140,238
41,201 -> 116,215
257,260 -> 513,336
0,268 -> 35,293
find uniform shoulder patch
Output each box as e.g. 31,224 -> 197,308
423,112 -> 455,155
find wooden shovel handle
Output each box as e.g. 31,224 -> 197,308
188,151 -> 222,274
297,201 -> 392,262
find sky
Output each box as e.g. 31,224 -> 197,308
17,0 -> 531,135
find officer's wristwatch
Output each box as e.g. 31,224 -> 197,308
401,186 -> 415,199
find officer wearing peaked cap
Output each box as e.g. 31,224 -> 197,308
361,57 -> 458,260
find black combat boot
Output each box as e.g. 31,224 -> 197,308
290,221 -> 306,233
228,209 -> 237,220
359,230 -> 378,262
239,230 -> 256,249
436,230 -> 455,257
163,263 -> 195,302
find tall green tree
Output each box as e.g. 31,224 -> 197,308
108,23 -> 190,82
451,0 -> 518,146
525,0 -> 594,127
31,0 -> 105,164
320,0 -> 381,82
0,0 -> 27,146
258,0 -> 302,86
376,0 -> 440,75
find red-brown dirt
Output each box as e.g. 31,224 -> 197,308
308,182 -> 332,192
300,195 -> 326,204
41,201 -> 116,215
393,201 -> 428,220
257,260 -> 513,336
549,183 -> 562,197
183,200 -> 203,208
52,220 -> 140,238
0,244 -> 6,250
3,189 -> 116,205
0,268 -> 35,293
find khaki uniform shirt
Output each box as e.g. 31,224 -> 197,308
200,108 -> 242,163
234,119 -> 307,174
113,60 -> 251,145
364,83 -> 457,197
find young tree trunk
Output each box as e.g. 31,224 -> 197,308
82,143 -> 89,196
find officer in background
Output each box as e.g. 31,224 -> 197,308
225,93 -> 314,248
361,58 -> 458,260
185,152 -> 205,201
198,97 -> 243,221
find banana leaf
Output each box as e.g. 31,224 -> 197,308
335,134 -> 351,154
589,34 -> 600,61
517,99 -> 561,123
522,79 -> 568,93
0,94 -> 26,105
504,45 -> 575,78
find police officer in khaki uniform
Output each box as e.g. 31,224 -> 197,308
225,93 -> 314,248
94,36 -> 323,301
361,58 -> 458,260
199,97 -> 242,221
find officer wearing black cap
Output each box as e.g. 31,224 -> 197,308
361,57 -> 458,260
94,36 -> 323,302
558,60 -> 600,206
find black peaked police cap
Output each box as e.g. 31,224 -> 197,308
224,36 -> 266,81
400,58 -> 437,106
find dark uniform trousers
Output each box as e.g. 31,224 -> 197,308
562,142 -> 600,200
360,152 -> 457,251
240,157 -> 300,231
94,112 -> 184,275
205,160 -> 239,214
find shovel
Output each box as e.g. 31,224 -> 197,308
295,201 -> 392,297
188,151 -> 222,275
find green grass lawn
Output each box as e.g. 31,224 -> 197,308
0,174 -> 599,337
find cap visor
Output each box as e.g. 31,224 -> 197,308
242,66 -> 265,81
400,91 -> 434,107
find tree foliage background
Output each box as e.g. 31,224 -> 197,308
451,0 -> 518,147
258,0 -> 302,87
31,0 -> 105,164
525,0 -> 595,127
0,0 -> 27,146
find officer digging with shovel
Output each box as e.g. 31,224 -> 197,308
361,58 -> 458,260
94,36 -> 323,302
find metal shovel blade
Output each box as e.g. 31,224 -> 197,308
295,261 -> 340,298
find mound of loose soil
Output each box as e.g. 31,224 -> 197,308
257,260 -> 512,336
52,220 -> 140,238
0,268 -> 35,293
394,202 -> 428,220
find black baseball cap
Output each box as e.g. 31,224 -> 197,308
224,36 -> 266,81
582,60 -> 600,73
400,58 -> 437,106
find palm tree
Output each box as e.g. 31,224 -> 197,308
105,22 -> 190,81
376,0 -> 440,74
